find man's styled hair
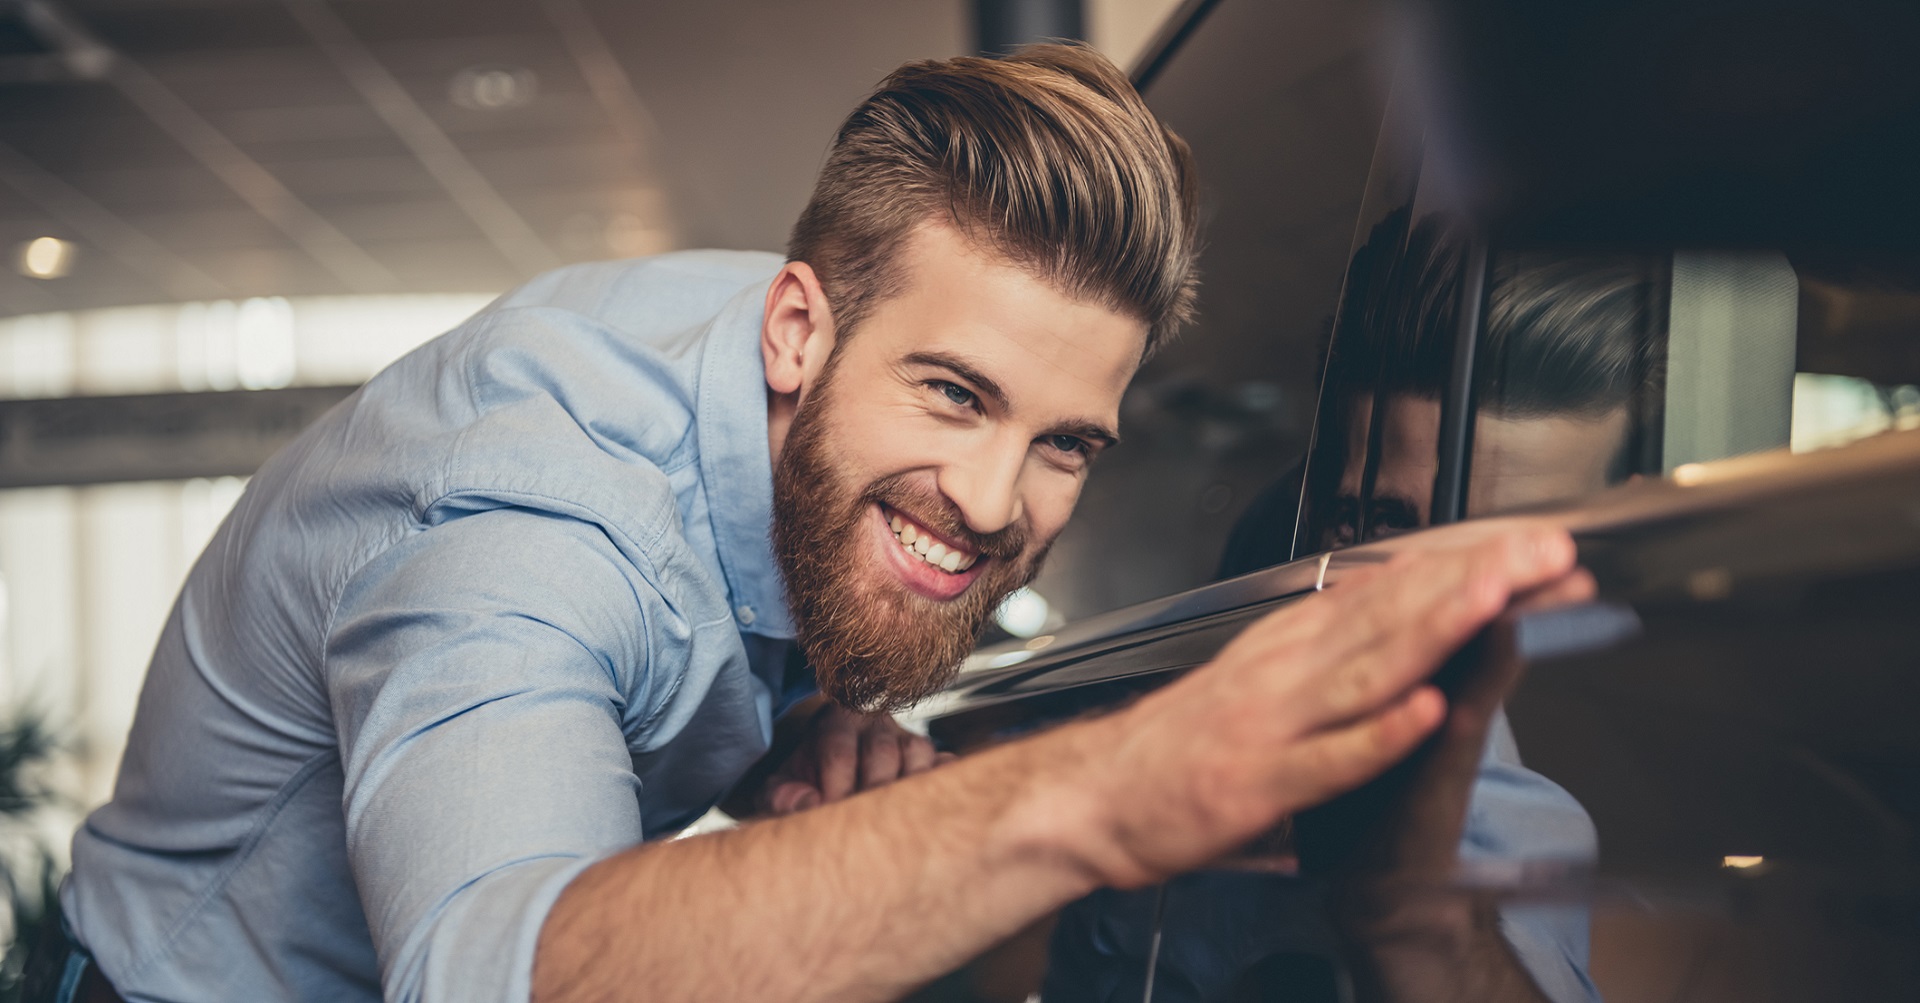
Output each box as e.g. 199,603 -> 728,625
789,43 -> 1200,356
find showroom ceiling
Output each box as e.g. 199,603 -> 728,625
0,0 -> 970,315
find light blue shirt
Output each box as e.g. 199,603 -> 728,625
65,251 -> 800,1003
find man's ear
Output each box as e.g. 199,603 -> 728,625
762,261 -> 837,397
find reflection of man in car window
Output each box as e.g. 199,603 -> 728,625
1046,211 -> 1617,1003
1320,216 -> 1661,547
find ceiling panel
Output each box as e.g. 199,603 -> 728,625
138,48 -> 360,111
0,0 -> 974,313
77,2 -> 312,55
213,102 -> 388,145
117,205 -> 287,249
67,164 -> 257,214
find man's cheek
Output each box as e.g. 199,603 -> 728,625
1023,497 -> 1076,563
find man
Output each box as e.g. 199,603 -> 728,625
51,46 -> 1577,1003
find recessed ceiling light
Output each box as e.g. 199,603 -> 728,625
449,66 -> 539,110
19,236 -> 74,279
1721,855 -> 1764,869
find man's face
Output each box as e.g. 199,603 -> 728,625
1326,393 -> 1629,547
772,225 -> 1145,711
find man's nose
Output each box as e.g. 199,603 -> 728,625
936,437 -> 1025,536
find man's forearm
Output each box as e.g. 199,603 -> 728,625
533,718 -> 1112,1003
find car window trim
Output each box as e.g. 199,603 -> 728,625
1430,235 -> 1489,525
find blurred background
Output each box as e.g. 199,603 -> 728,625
0,0 -> 1197,877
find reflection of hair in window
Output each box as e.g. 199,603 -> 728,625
1329,212 -> 1665,420
1255,211 -> 1668,572
1480,251 -> 1665,420
1478,247 -> 1667,487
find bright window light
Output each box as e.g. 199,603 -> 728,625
2,293 -> 495,399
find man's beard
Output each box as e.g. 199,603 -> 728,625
771,364 -> 1048,713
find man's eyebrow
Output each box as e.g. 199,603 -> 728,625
902,351 -> 1009,410
901,350 -> 1121,446
1053,420 -> 1121,448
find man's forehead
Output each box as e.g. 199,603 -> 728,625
865,225 -> 1146,412
907,323 -> 1134,396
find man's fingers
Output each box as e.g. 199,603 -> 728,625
1296,528 -> 1577,726
1509,566 -> 1597,614
859,723 -> 903,790
1340,527 -> 1575,653
1270,557 -> 1481,729
1352,530 -> 1578,704
766,780 -> 822,815
816,712 -> 861,802
901,734 -> 937,775
1282,685 -> 1447,809
1481,523 -> 1578,593
1223,526 -> 1572,686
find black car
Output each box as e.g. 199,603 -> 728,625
911,1 -> 1920,1000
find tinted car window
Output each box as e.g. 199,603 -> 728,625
1460,244 -> 1670,520
1466,248 -> 1920,518
1295,213 -> 1920,534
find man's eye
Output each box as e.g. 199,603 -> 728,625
1045,434 -> 1089,456
931,381 -> 975,407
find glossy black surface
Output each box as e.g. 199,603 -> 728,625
926,433 -> 1920,1001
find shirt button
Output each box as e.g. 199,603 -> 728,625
735,605 -> 755,626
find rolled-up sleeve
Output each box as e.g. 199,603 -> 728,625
324,506 -> 663,1003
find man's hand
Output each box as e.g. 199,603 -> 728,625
1294,569 -> 1598,1003
1070,522 -> 1579,889
756,702 -> 950,816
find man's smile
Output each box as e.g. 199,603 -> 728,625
884,502 -> 980,572
873,502 -> 988,600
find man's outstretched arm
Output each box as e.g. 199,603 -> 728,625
535,523 -> 1578,1003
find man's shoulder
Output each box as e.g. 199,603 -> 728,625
489,250 -> 785,328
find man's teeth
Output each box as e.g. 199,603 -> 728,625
887,511 -> 977,573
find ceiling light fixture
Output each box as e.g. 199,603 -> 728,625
19,236 -> 74,279
449,66 -> 539,110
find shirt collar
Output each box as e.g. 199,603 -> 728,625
696,278 -> 796,640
